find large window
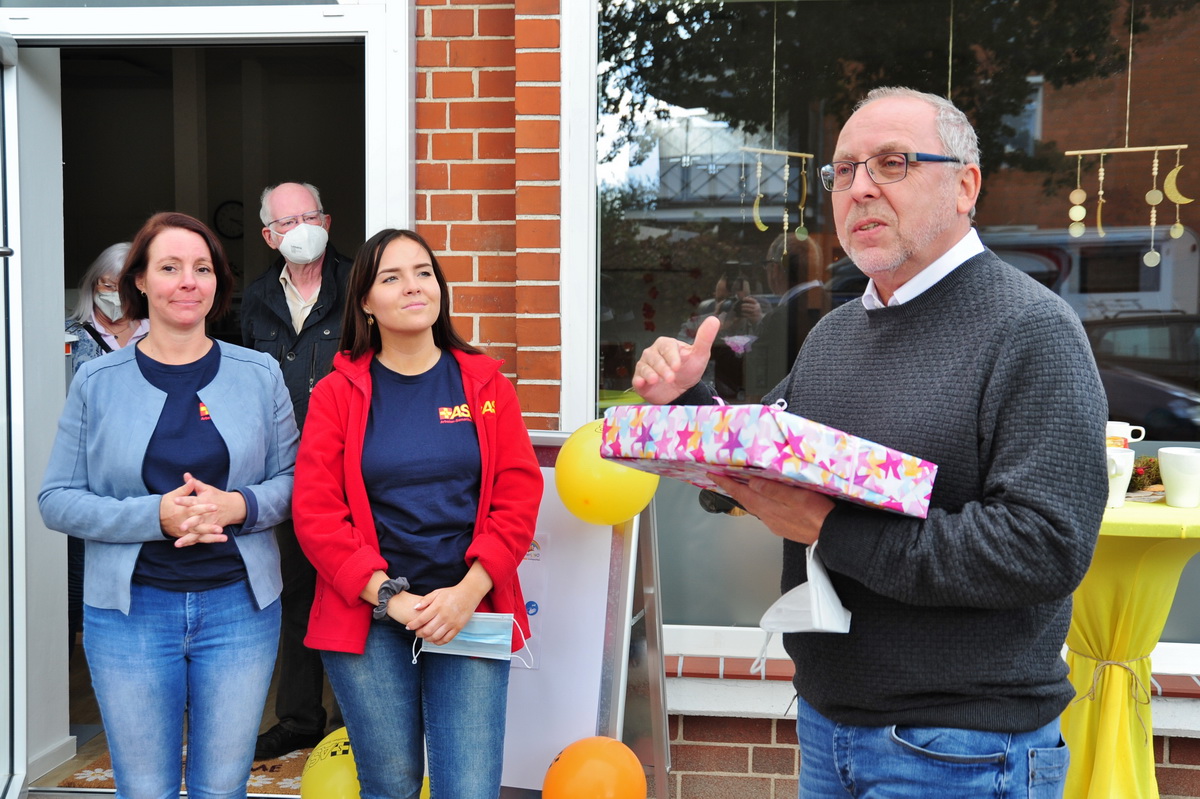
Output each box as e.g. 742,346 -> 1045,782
596,0 -> 1200,635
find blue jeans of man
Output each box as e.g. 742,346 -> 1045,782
322,620 -> 511,799
796,697 -> 1069,798
84,580 -> 281,799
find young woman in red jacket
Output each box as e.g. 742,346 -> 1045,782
292,229 -> 542,799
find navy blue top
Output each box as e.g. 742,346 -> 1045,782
133,343 -> 247,591
363,352 -> 481,596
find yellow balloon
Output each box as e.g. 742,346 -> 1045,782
300,728 -> 430,798
301,728 -> 359,799
556,420 -> 659,526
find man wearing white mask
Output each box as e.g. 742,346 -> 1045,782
242,181 -> 353,759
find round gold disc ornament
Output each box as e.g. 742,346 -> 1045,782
1144,250 -> 1162,267
1069,188 -> 1088,205
1068,221 -> 1086,238
1172,222 -> 1186,239
1068,205 -> 1087,222
1146,188 -> 1164,206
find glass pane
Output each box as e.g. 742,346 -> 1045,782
598,0 -> 1200,627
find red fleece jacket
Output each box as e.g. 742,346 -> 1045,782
293,348 -> 542,654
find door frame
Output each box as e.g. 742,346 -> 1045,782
0,4 -> 411,793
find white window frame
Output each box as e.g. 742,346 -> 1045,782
1,1 -> 414,233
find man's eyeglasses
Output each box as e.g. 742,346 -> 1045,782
819,152 -> 962,192
268,210 -> 325,233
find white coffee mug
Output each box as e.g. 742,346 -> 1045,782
1106,421 -> 1146,449
1105,447 -> 1135,509
1158,446 -> 1200,508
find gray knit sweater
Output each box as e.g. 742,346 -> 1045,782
692,250 -> 1108,732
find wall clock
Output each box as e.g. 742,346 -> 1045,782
213,200 -> 244,239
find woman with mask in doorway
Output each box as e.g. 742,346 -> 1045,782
63,241 -> 149,655
65,242 -> 148,373
40,212 -> 298,799
292,229 -> 541,799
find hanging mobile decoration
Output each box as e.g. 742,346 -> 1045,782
795,158 -> 810,242
1063,0 -> 1189,244
781,158 -> 790,251
752,155 -> 769,232
1068,154 -> 1087,238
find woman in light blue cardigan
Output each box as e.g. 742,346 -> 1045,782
40,212 -> 298,799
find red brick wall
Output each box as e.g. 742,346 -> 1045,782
660,715 -> 798,799
416,0 -> 563,429
1160,735 -> 1200,798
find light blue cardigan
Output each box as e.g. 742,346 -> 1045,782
39,340 -> 299,614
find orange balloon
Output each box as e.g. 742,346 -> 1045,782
543,736 -> 647,799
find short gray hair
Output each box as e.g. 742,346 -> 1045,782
259,182 -> 324,226
858,86 -> 980,168
69,242 -> 132,323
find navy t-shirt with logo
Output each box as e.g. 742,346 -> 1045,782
133,343 -> 248,591
363,351 -> 482,595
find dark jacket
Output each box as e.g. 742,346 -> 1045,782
241,244 -> 353,428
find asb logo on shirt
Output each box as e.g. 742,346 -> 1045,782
438,403 -> 473,424
198,402 -> 211,421
438,401 -> 497,423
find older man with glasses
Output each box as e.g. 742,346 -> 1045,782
632,87 -> 1107,798
242,181 -> 354,759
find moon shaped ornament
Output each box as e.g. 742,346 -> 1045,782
1164,165 -> 1195,205
752,194 -> 769,232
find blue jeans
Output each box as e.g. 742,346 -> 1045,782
796,697 -> 1069,798
84,580 -> 280,799
322,621 -> 510,799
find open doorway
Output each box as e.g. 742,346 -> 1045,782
60,43 -> 365,338
32,41 -> 365,795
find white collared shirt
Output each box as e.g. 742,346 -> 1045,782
279,267 -> 320,334
90,309 -> 149,351
861,228 -> 985,310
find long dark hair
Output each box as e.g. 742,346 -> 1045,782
118,212 -> 234,322
340,229 -> 481,360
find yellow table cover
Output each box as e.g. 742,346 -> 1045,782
1062,500 -> 1200,799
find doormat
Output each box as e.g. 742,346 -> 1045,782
57,749 -> 312,795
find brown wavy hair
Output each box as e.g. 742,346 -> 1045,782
340,229 -> 481,360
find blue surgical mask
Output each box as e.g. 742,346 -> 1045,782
411,612 -> 531,667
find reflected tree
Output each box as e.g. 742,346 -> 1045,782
599,0 -> 1199,187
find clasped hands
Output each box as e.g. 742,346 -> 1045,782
159,472 -> 247,548
631,315 -> 835,545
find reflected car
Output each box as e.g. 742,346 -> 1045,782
1083,313 -> 1200,393
1096,366 -> 1200,442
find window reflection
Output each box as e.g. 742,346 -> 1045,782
597,0 -> 1200,632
